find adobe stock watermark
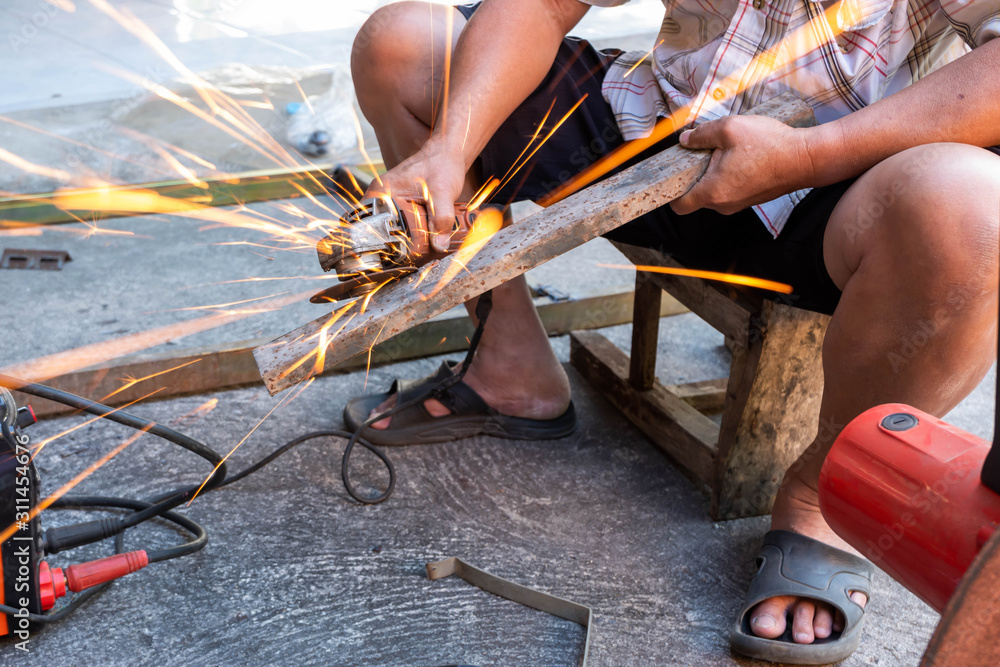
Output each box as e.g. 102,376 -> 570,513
12,427 -> 34,652
863,466 -> 968,564
842,143 -> 949,244
7,0 -> 71,54
62,62 -> 173,175
886,287 -> 968,373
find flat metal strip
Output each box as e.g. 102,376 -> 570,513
426,557 -> 592,666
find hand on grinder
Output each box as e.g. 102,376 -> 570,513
364,138 -> 470,254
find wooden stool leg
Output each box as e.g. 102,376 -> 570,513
712,301 -> 829,519
629,272 -> 662,391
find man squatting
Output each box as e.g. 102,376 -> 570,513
344,0 -> 1000,662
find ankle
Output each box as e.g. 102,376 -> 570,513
462,361 -> 571,420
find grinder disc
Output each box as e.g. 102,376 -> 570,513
310,267 -> 417,304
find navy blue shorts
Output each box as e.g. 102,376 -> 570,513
455,3 -> 998,315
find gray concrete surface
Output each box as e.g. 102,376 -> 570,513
0,343 -> 962,667
0,195 -> 994,666
3,194 -> 994,665
10,301 -> 993,667
2,0 -> 665,112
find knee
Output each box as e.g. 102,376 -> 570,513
351,2 -> 432,97
867,144 -> 999,289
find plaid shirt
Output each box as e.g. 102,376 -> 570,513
583,0 -> 1000,236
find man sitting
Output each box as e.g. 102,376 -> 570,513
345,0 -> 1000,662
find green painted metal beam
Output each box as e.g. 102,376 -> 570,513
0,162 -> 380,227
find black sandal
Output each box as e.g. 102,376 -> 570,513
343,361 -> 577,446
730,530 -> 875,665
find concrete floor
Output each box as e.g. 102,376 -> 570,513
0,199 -> 995,665
1,1 -> 997,665
5,325 -> 986,667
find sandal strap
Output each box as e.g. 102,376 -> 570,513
393,362 -> 455,406
740,530 -> 874,636
385,362 -> 491,426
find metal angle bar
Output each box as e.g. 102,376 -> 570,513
427,557 -> 593,666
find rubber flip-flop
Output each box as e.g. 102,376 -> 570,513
730,530 -> 874,665
343,361 -> 577,446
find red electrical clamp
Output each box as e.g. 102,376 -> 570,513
37,550 -> 149,611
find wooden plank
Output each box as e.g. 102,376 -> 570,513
713,300 -> 829,519
664,378 -> 727,413
255,94 -> 816,395
13,289 -> 684,419
628,273 -> 662,391
0,163 -> 381,228
613,243 -> 756,342
569,331 -> 718,484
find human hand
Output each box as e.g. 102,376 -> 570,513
364,137 -> 468,253
670,115 -> 817,216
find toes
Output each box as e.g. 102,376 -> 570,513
813,604 -> 834,639
368,396 -> 397,430
749,591 -> 866,643
751,597 -> 849,643
366,394 -> 452,430
834,591 -> 868,632
833,591 -> 868,632
792,600 -> 816,644
750,596 -> 792,639
423,397 -> 452,418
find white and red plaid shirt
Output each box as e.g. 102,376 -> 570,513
583,0 -> 1000,236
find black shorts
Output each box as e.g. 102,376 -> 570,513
455,3 -> 997,315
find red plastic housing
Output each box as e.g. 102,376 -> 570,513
819,404 -> 1000,612
35,550 -> 150,613
66,551 -> 149,592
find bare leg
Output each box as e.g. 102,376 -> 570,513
351,2 -> 570,424
751,144 -> 1000,642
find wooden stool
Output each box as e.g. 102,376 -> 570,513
570,242 -> 830,520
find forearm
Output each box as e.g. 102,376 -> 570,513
805,39 -> 1000,186
430,0 -> 589,167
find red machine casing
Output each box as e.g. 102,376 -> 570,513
818,403 -> 1000,612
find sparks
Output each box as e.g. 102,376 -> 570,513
187,377 -> 315,505
622,40 -> 665,79
539,2 -> 848,206
100,359 -> 203,402
597,263 -> 793,294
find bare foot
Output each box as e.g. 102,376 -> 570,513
749,473 -> 868,643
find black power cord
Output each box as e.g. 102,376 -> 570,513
0,288 -> 493,621
340,289 -> 494,504
0,496 -> 203,623
0,374 -> 228,535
